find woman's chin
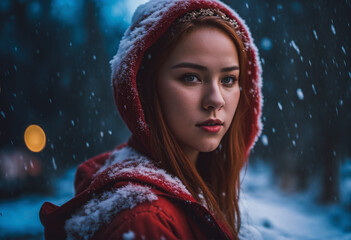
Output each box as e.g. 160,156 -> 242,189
197,142 -> 221,153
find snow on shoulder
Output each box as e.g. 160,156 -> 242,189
65,184 -> 157,240
99,146 -> 191,197
65,146 -> 193,239
122,230 -> 135,240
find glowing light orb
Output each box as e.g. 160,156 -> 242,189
24,125 -> 46,152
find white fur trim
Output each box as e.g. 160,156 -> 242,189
65,184 -> 157,240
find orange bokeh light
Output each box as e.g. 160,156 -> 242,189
24,125 -> 46,152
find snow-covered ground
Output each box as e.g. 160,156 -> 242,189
0,168 -> 75,240
0,163 -> 350,240
240,162 -> 351,240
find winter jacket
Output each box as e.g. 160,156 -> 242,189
40,144 -> 234,239
40,0 -> 262,239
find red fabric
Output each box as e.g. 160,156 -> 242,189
94,183 -> 231,240
40,145 -> 233,239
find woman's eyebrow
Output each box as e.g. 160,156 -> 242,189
171,62 -> 239,72
171,62 -> 207,71
221,66 -> 239,72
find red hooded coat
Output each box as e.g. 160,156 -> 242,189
40,0 -> 262,239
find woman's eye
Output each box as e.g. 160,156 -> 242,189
221,76 -> 237,86
181,74 -> 200,83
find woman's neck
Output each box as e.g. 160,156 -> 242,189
181,146 -> 199,165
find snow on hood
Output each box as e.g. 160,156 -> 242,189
93,146 -> 192,198
72,145 -> 193,199
110,0 -> 263,156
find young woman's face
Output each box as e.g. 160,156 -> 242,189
157,27 -> 240,163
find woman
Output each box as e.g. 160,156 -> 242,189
40,0 -> 262,239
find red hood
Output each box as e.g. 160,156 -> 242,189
78,145 -> 194,200
111,0 -> 263,157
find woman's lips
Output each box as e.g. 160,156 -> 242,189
196,119 -> 223,133
197,125 -> 222,133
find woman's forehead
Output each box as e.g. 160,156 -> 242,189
164,27 -> 239,68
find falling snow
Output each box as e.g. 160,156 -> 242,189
330,24 -> 336,35
261,134 -> 269,146
311,84 -> 317,95
277,102 -> 283,111
296,88 -> 304,100
52,157 -> 57,170
289,40 -> 300,55
261,37 -> 273,51
340,46 -> 346,55
312,29 -> 318,40
122,230 -> 135,240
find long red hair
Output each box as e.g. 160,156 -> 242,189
137,12 -> 250,239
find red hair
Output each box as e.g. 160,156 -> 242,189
137,13 -> 250,239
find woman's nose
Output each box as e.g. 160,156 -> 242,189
202,82 -> 225,111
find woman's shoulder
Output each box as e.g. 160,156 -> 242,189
64,144 -> 197,239
95,184 -> 193,240
65,180 -> 194,240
